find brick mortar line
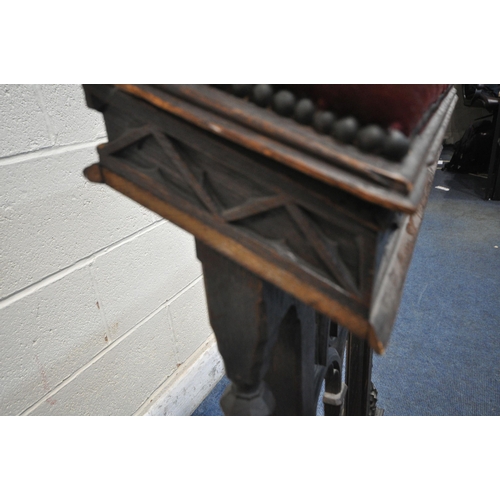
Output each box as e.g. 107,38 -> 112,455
0,137 -> 107,166
20,274 -> 204,416
0,219 -> 168,308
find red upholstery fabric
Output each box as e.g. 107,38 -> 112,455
289,85 -> 449,135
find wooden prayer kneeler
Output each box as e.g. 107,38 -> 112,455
83,84 -> 457,416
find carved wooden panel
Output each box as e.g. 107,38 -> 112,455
97,113 -> 382,312
82,84 -> 457,352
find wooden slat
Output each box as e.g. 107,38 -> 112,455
151,131 -> 221,218
99,125 -> 152,155
221,195 -> 287,222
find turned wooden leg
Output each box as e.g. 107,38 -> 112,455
196,240 -> 326,416
196,241 -> 275,415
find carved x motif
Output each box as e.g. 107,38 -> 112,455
103,125 -> 361,297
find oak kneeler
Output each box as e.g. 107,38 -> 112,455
83,84 -> 457,416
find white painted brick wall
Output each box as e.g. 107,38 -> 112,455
91,222 -> 202,341
0,84 -> 220,415
169,279 -> 214,364
29,306 -> 179,416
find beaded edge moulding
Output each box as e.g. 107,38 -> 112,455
211,84 -> 449,163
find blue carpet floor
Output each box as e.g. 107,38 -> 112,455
193,167 -> 500,416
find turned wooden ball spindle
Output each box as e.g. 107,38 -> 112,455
312,111 -> 336,134
356,124 -> 387,153
272,90 -> 296,117
293,98 -> 316,125
383,129 -> 411,161
332,116 -> 359,144
252,84 -> 274,107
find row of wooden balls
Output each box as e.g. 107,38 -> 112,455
212,84 -> 410,161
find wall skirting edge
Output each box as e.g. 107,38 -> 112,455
137,335 -> 224,416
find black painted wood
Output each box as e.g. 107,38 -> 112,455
486,108 -> 500,200
344,334 -> 374,416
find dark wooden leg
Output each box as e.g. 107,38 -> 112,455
344,333 -> 383,416
196,240 -> 276,415
196,240 -> 325,416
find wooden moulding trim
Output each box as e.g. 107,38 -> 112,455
83,164 -> 384,354
397,87 -> 457,182
370,91 -> 457,301
114,84 -> 420,215
369,160 -> 438,348
406,91 -> 458,210
368,93 -> 457,341
155,84 -> 412,189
